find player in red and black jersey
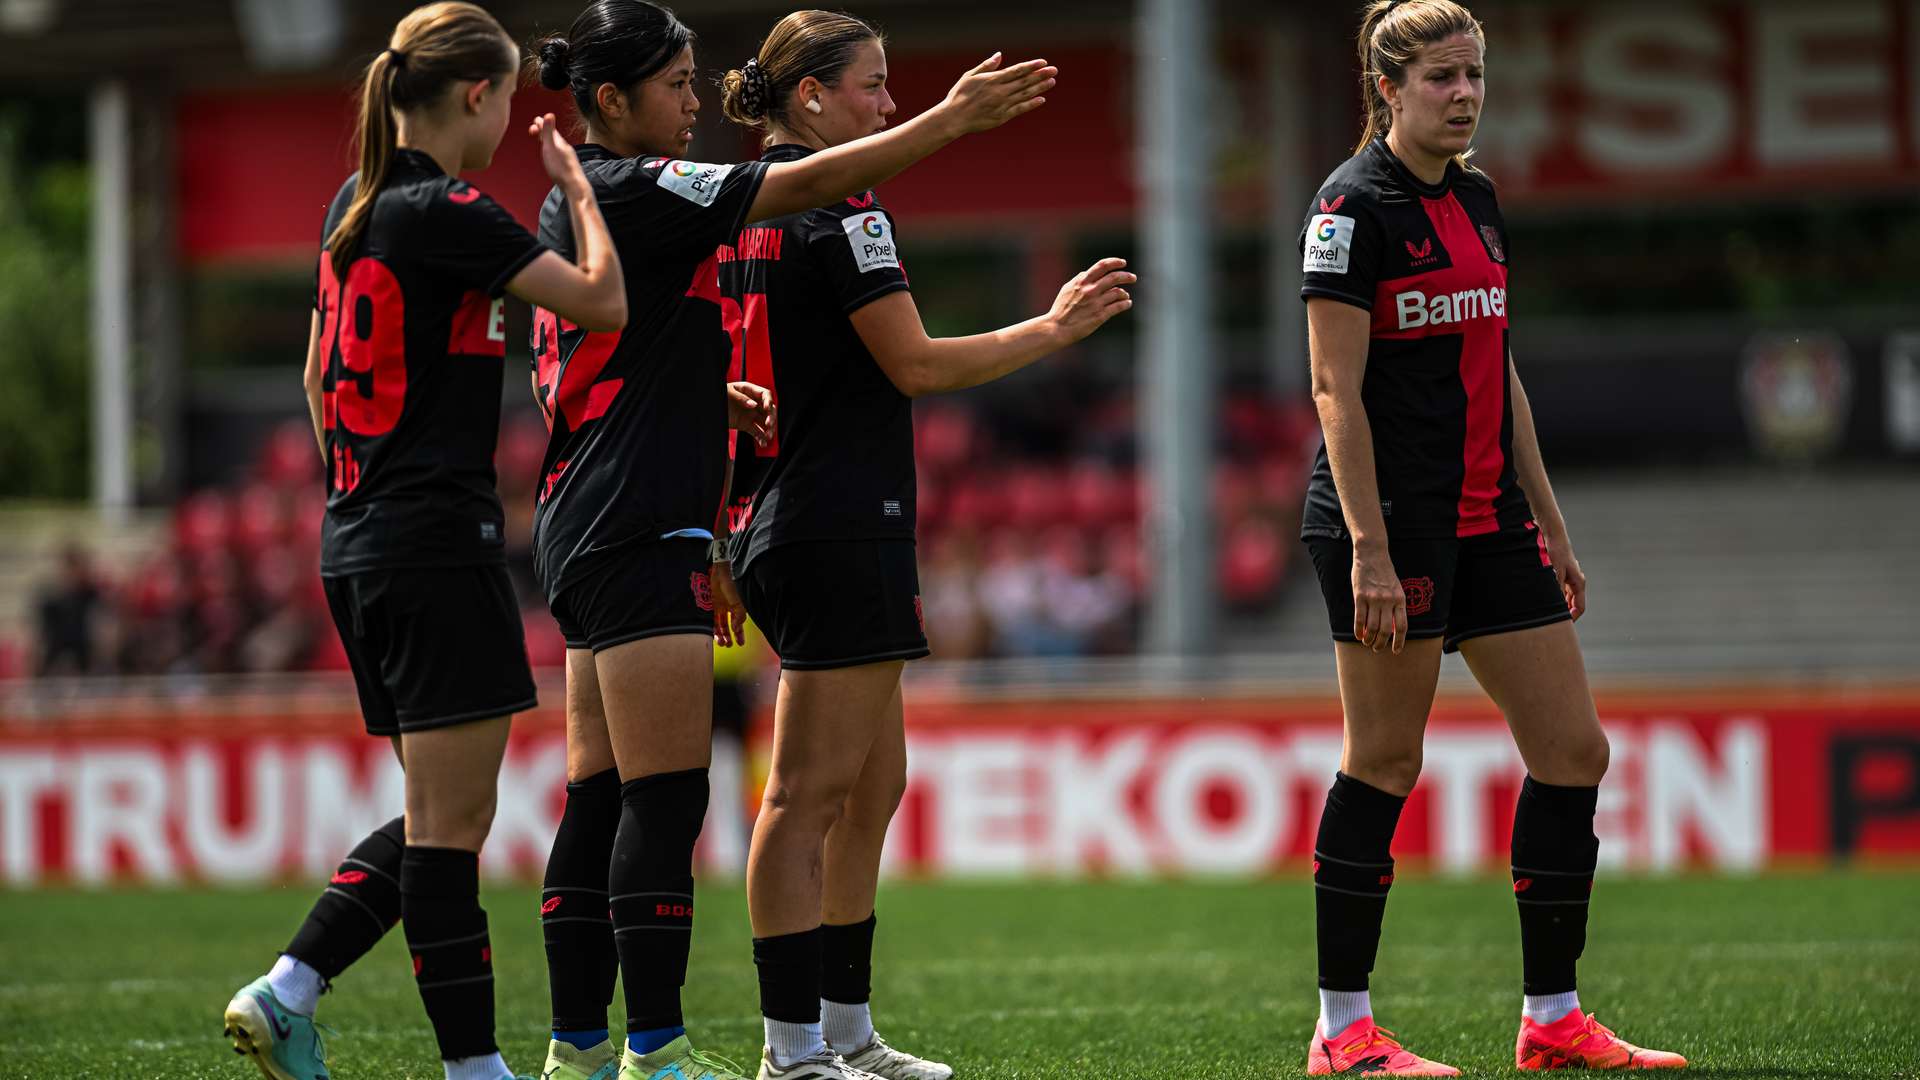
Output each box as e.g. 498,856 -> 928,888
1295,4 -> 1685,1075
715,14 -> 1133,1079
525,5 -> 1059,1080
221,6 -> 626,1080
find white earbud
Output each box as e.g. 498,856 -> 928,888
805,98 -> 823,114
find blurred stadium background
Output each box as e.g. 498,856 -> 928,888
0,0 -> 1916,888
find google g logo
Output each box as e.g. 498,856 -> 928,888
671,161 -> 700,178
861,215 -> 885,238
1315,217 -> 1338,242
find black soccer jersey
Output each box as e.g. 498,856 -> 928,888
530,145 -> 772,595
314,149 -> 544,576
717,144 -> 915,576
1298,137 -> 1531,541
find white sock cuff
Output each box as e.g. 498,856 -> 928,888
1318,988 -> 1373,1038
822,999 -> 875,1051
1523,990 -> 1582,1024
765,1018 -> 825,1069
442,1051 -> 510,1080
266,954 -> 324,1018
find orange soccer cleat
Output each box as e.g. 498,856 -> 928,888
1307,1018 -> 1462,1076
1516,1010 -> 1688,1070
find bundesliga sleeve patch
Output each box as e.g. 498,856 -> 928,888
842,211 -> 900,273
656,161 -> 734,207
1303,214 -> 1356,275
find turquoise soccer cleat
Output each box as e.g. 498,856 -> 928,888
222,975 -> 331,1080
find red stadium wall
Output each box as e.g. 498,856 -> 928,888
2,689 -> 1916,885
173,3 -> 1920,263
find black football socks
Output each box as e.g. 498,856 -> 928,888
284,815 -> 404,982
401,845 -> 498,1062
1512,776 -> 1600,1003
610,768 -> 708,1050
756,925 -> 826,1064
1313,772 -> 1407,994
542,768 -> 622,1044
821,913 -> 878,1050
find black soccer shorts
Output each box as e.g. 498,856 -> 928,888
322,563 -> 538,736
548,537 -> 715,653
736,539 -> 930,671
1305,523 -> 1571,653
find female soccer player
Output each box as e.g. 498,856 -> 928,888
221,5 -> 626,1080
1296,2 -> 1685,1074
527,5 -> 1056,1080
715,14 -> 1133,1080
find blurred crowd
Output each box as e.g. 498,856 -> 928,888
18,391 -> 1316,679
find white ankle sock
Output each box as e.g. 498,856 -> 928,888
442,1051 -> 510,1080
1318,989 -> 1372,1038
765,1018 -> 825,1068
265,954 -> 323,1017
822,999 -> 874,1051
1524,991 -> 1581,1024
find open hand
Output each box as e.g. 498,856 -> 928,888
939,53 -> 1058,135
1048,258 -> 1135,344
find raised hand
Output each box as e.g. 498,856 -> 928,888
1047,258 -> 1136,344
530,113 -> 588,197
938,53 -> 1058,134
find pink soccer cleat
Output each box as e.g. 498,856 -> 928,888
1516,1010 -> 1688,1070
1307,1018 -> 1461,1076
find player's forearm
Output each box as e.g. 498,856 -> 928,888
756,111 -> 959,221
564,190 -> 625,329
898,316 -> 1062,397
302,313 -> 326,461
1507,361 -> 1567,536
1315,390 -> 1391,549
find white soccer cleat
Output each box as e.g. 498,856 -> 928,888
836,1034 -> 954,1080
755,1046 -> 884,1080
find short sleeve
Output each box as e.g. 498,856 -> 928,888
597,158 -> 772,259
421,181 -> 546,297
802,200 -> 911,315
1298,185 -> 1385,311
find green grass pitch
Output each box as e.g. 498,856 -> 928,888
2,873 -> 1916,1078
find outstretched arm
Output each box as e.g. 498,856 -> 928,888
849,258 -> 1133,398
746,54 -> 1055,222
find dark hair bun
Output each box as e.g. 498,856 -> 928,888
536,35 -> 572,90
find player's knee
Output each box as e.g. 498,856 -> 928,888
1346,745 -> 1423,795
408,793 -> 496,850
843,764 -> 907,828
763,771 -> 859,831
1571,727 -> 1611,784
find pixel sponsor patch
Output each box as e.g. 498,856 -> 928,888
843,211 -> 900,273
657,160 -> 733,207
1303,214 -> 1356,274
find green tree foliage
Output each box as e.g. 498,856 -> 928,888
0,107 -> 89,498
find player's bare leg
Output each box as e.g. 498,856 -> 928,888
585,634 -> 749,1078
539,648 -> 623,1080
750,661 -> 902,1076
1307,638 -> 1459,1075
815,683 -> 951,1080
1461,621 -> 1684,1068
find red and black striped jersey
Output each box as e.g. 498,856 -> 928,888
716,143 -> 915,576
529,145 -> 772,597
314,149 -> 544,576
1298,137 -> 1532,540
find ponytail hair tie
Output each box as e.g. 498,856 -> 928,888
385,47 -> 408,66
